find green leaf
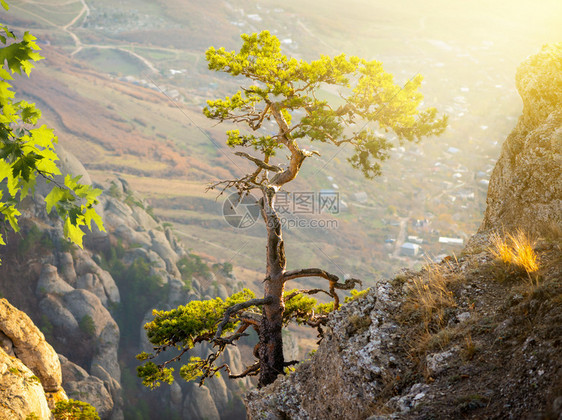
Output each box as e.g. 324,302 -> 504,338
64,217 -> 85,248
2,204 -> 20,232
44,186 -> 72,214
0,0 -> 8,11
83,206 -> 105,232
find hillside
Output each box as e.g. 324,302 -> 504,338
4,0 -> 562,286
245,43 -> 562,419
0,145 -> 252,419
1,2 -> 562,419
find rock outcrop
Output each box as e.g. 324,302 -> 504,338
245,44 -> 562,420
0,299 -> 67,419
1,151 -> 248,419
480,43 -> 562,234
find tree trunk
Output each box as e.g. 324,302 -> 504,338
258,187 -> 286,388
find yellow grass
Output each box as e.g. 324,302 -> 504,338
490,230 -> 539,274
406,263 -> 457,329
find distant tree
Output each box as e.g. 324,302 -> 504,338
52,399 -> 100,420
137,31 -> 447,388
0,1 -> 103,254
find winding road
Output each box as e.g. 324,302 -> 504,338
14,0 -> 160,73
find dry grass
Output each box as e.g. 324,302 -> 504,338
490,230 -> 539,285
461,333 -> 477,361
405,263 -> 457,330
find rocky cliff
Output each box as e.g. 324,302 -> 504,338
481,42 -> 562,234
245,44 -> 562,419
0,147 -> 248,419
0,299 -> 67,419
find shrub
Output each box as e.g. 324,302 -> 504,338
52,399 -> 100,420
79,315 -> 96,337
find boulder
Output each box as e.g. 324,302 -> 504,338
91,322 -> 121,382
0,299 -> 63,393
38,296 -> 79,332
62,290 -> 114,338
183,383 -> 220,420
0,346 -> 52,420
74,251 -> 120,305
77,273 -> 108,306
205,374 -> 229,413
36,264 -> 74,298
60,354 -> 115,419
58,252 -> 77,286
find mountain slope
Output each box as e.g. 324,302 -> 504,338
245,43 -> 562,420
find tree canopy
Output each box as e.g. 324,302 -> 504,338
204,31 -> 447,181
138,30 -> 447,389
0,2 -> 103,251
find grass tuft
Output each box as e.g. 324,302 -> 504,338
490,230 -> 539,285
406,263 -> 457,330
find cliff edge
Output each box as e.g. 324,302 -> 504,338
245,44 -> 562,420
480,42 -> 562,234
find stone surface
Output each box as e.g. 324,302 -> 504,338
0,299 -> 63,393
36,264 -> 74,297
246,284 -> 400,419
60,355 -> 114,419
0,346 -> 53,420
183,383 -> 221,420
38,296 -> 79,332
480,43 -> 562,235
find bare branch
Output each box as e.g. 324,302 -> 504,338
235,151 -> 283,172
283,268 -> 339,282
285,288 -> 333,301
248,102 -> 271,131
213,297 -> 274,341
283,268 -> 362,309
229,362 -> 260,379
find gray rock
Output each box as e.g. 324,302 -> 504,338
59,354 -> 88,382
77,273 -> 108,306
216,284 -> 229,300
74,251 -> 120,305
131,206 -> 159,231
112,224 -> 151,247
149,229 -> 179,270
206,374 -> 229,413
90,364 -> 123,419
426,349 -> 456,376
169,382 -> 183,411
91,322 -> 121,382
63,372 -> 114,418
39,296 -> 79,332
104,198 -> 137,229
183,383 -> 220,420
96,269 -> 120,305
58,252 -> 77,286
36,264 -> 74,297
62,289 -> 114,337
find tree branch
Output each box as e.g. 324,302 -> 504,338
282,268 -> 362,309
228,362 -> 260,379
213,297 -> 274,341
283,268 -> 339,282
285,288 -> 333,301
234,151 -> 283,172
